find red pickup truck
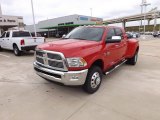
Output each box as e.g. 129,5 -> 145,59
33,26 -> 139,93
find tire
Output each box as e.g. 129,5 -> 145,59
126,51 -> 138,65
83,66 -> 102,94
13,45 -> 21,56
0,46 -> 2,51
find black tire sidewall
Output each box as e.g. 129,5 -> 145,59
13,45 -> 21,56
126,51 -> 138,65
0,46 -> 2,51
83,66 -> 102,94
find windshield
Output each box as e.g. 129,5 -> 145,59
65,27 -> 104,41
12,31 -> 31,37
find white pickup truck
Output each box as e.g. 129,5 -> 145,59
0,30 -> 45,56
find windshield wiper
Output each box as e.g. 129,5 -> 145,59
72,38 -> 87,40
62,37 -> 69,39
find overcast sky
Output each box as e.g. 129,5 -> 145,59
1,0 -> 160,25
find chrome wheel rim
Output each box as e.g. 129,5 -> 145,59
90,72 -> 101,89
14,47 -> 18,55
134,53 -> 138,63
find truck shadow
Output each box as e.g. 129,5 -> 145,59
22,51 -> 35,56
40,65 -> 129,98
0,49 -> 35,57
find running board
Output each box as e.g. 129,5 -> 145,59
105,60 -> 127,75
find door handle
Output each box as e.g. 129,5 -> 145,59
104,51 -> 110,56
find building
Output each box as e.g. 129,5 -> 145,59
25,14 -> 103,37
0,5 -> 24,36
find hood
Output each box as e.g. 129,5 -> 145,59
37,39 -> 101,57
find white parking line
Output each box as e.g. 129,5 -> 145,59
0,53 -> 10,58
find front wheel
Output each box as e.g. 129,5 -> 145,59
13,45 -> 21,56
83,66 -> 102,94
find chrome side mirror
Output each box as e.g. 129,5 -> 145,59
106,36 -> 121,43
111,36 -> 121,40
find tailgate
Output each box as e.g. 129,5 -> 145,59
24,37 -> 44,46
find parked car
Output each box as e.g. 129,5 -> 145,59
126,32 -> 133,39
31,32 -> 42,37
132,32 -> 140,38
0,30 -> 45,56
126,32 -> 140,38
55,31 -> 66,38
33,26 -> 139,93
153,31 -> 160,37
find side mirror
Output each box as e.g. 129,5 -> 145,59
62,34 -> 66,38
106,36 -> 121,43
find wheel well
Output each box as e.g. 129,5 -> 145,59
13,43 -> 17,48
136,46 -> 139,52
91,59 -> 104,70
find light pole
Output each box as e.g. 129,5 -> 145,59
139,4 -> 143,32
31,0 -> 37,37
90,8 -> 92,17
141,0 -> 151,39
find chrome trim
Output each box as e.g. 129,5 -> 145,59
35,50 -> 68,71
105,59 -> 127,75
34,62 -> 88,85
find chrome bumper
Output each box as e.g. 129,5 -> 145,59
33,62 -> 88,85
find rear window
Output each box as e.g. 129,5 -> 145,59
12,31 -> 31,37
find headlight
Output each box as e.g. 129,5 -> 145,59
66,57 -> 87,67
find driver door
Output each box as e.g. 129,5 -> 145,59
0,32 -> 6,48
104,28 -> 120,69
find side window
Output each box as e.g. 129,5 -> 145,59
106,28 -> 116,41
6,32 -> 10,38
1,32 -> 6,38
115,28 -> 123,36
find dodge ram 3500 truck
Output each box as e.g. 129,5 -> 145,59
33,26 -> 139,93
0,30 -> 45,56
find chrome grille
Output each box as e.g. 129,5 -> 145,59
48,60 -> 64,68
36,51 -> 44,57
36,57 -> 44,64
35,50 -> 68,71
47,53 -> 62,60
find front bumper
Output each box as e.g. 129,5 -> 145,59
33,62 -> 88,86
21,45 -> 37,51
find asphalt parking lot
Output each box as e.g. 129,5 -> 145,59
0,36 -> 160,120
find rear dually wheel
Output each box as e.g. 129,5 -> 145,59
13,44 -> 21,56
126,50 -> 138,65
